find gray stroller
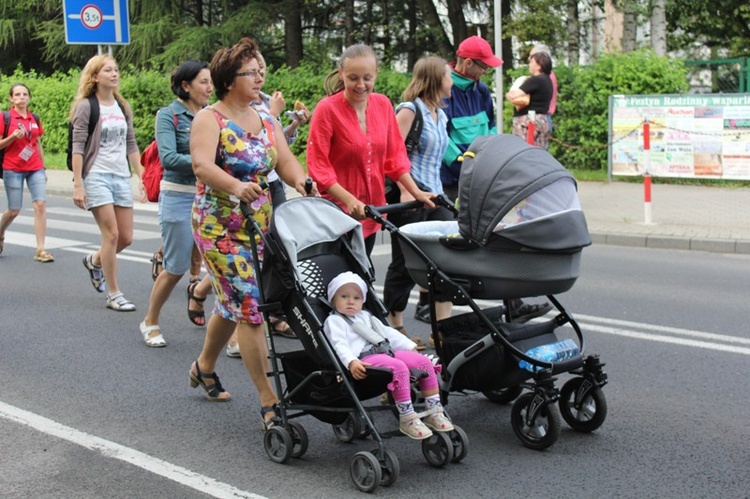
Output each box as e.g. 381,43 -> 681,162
369,134 -> 608,450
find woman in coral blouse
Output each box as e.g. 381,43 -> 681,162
307,43 -> 434,255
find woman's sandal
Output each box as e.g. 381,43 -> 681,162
139,321 -> 166,348
189,361 -> 231,402
269,315 -> 296,339
34,249 -> 55,263
259,403 -> 282,431
150,249 -> 163,281
187,281 -> 206,326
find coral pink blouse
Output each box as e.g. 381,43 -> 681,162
307,92 -> 410,238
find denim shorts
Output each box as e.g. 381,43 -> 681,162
159,189 -> 196,275
84,172 -> 134,210
3,169 -> 47,210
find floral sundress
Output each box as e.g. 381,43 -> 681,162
192,108 -> 278,324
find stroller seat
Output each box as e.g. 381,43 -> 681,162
257,197 -> 468,489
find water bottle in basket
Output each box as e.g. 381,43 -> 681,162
519,339 -> 580,372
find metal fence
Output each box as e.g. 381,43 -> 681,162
685,58 -> 750,94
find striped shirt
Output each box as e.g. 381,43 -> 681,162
395,98 -> 448,195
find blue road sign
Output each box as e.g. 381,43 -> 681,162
63,0 -> 130,45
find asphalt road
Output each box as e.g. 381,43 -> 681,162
1,193 -> 749,498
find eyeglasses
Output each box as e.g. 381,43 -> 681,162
236,69 -> 265,79
472,59 -> 489,71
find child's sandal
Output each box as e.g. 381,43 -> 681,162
422,408 -> 454,432
399,412 -> 433,440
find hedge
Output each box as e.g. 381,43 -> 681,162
1,49 -> 686,171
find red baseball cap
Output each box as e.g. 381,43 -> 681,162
457,36 -> 503,68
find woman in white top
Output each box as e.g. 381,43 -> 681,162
69,54 -> 146,312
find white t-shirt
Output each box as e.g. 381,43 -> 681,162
89,102 -> 130,176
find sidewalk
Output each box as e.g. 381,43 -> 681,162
42,170 -> 750,254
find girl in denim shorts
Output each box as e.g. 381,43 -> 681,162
69,55 -> 146,312
0,83 -> 54,262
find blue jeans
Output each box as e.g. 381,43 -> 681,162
3,169 -> 46,210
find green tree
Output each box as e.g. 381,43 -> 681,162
666,0 -> 750,56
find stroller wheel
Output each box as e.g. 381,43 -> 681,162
332,413 -> 360,443
286,421 -> 309,458
559,377 -> 608,432
482,385 -> 523,405
449,425 -> 470,463
421,431 -> 454,467
350,451 -> 382,493
264,426 -> 294,463
370,447 -> 400,487
511,392 -> 561,450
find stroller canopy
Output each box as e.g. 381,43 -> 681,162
270,197 -> 370,284
457,134 -> 590,250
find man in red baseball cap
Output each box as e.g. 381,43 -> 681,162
441,35 -> 503,203
456,35 -> 504,69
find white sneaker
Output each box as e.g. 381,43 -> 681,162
226,342 -> 241,358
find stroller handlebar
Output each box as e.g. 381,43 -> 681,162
366,194 -> 456,220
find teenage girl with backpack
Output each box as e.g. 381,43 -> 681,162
69,54 -> 146,312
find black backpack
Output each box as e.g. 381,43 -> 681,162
1,110 -> 41,179
403,100 -> 424,154
66,95 -> 126,171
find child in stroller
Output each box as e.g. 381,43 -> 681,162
324,271 -> 454,440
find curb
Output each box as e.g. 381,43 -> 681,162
589,232 -> 750,255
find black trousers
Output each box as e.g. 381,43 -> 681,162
382,204 -> 455,313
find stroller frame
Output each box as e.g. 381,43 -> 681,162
368,199 -> 608,451
242,198 -> 467,492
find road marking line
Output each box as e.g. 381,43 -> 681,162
370,284 -> 750,353
575,314 -> 750,346
586,324 -> 750,355
9,217 -> 159,240
0,401 -> 265,499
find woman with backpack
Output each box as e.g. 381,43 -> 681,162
69,54 -> 146,312
0,83 -> 53,262
138,60 -> 215,347
382,56 -> 455,347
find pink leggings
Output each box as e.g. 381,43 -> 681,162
361,350 -> 439,403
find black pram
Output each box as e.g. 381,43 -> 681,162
369,134 -> 609,450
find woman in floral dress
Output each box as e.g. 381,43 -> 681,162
188,38 -> 317,429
